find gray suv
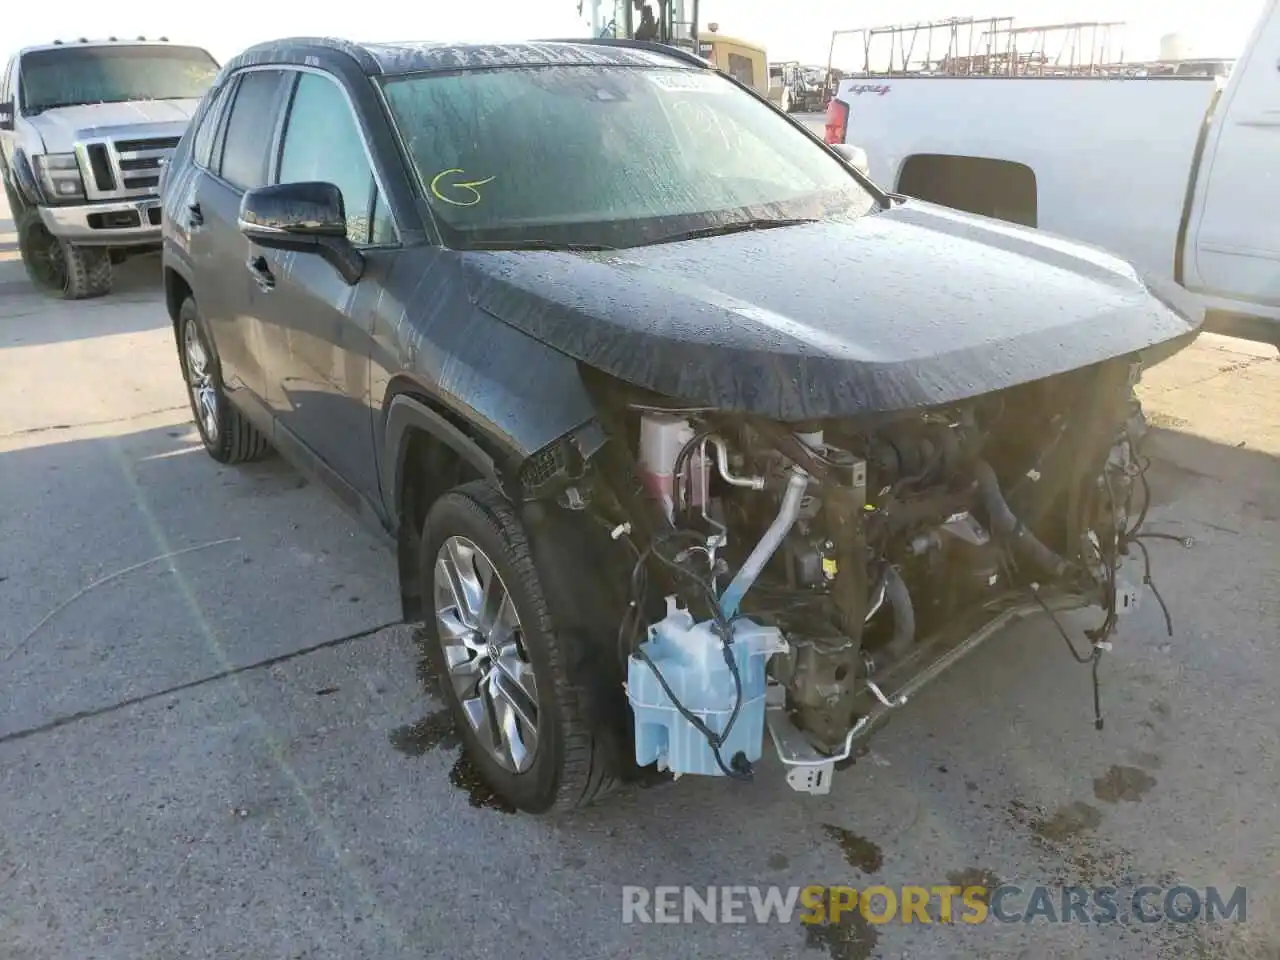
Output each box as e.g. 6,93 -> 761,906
0,37 -> 218,298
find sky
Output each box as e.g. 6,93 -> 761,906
4,0 -> 1267,67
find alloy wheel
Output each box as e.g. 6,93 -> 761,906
433,535 -> 540,773
183,319 -> 219,444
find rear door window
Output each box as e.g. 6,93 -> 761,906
218,69 -> 288,191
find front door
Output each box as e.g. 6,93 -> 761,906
1191,7 -> 1280,307
253,70 -> 398,508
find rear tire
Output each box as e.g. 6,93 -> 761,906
176,296 -> 271,464
16,208 -> 112,299
419,481 -> 620,814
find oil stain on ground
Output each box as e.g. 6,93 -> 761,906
449,755 -> 515,814
1093,765 -> 1157,803
805,901 -> 879,960
1030,800 -> 1103,842
822,824 -> 884,874
389,711 -> 461,755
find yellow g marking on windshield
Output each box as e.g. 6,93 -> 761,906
430,168 -> 496,207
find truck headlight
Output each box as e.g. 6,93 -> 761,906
33,153 -> 85,202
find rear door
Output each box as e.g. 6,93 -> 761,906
192,67 -> 290,418
1190,2 -> 1280,305
253,69 -> 399,508
168,78 -> 232,291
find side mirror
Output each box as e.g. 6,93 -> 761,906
830,142 -> 869,177
238,181 -> 363,285
0,103 -> 14,131
238,180 -> 347,242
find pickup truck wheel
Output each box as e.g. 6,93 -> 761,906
419,481 -> 619,814
177,296 -> 271,464
16,209 -> 112,300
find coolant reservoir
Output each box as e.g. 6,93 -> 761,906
627,597 -> 787,776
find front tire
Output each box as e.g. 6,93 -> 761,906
419,481 -> 619,814
16,208 -> 112,300
176,296 -> 271,464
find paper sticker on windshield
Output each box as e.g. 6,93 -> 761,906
646,71 -> 727,93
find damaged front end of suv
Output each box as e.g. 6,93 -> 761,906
570,362 -> 1157,791
513,334 -> 1192,798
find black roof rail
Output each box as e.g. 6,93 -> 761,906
230,36 -> 383,75
536,36 -> 711,69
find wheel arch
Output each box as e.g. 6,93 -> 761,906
382,383 -> 512,626
382,375 -> 609,626
6,148 -> 42,207
164,266 -> 194,336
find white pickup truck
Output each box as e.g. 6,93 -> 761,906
824,0 -> 1280,347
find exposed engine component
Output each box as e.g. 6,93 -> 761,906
600,361 -> 1168,791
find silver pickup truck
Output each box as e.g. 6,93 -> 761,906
0,37 -> 218,298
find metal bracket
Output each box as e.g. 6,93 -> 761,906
786,765 -> 834,794
765,684 -> 867,796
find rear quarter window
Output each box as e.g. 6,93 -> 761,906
193,82 -> 233,170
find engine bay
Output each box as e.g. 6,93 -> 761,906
565,356 -> 1173,793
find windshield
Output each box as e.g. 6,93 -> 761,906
19,45 -> 219,113
381,64 -> 878,248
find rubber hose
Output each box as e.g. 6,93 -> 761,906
974,458 -> 1069,577
883,565 -> 916,657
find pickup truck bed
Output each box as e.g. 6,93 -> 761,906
829,0 -> 1280,347
847,75 -> 1221,283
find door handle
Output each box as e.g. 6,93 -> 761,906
187,202 -> 203,228
246,255 -> 275,292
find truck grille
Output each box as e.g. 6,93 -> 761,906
76,135 -> 181,200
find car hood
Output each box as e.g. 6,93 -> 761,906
461,199 -> 1202,421
27,99 -> 199,152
